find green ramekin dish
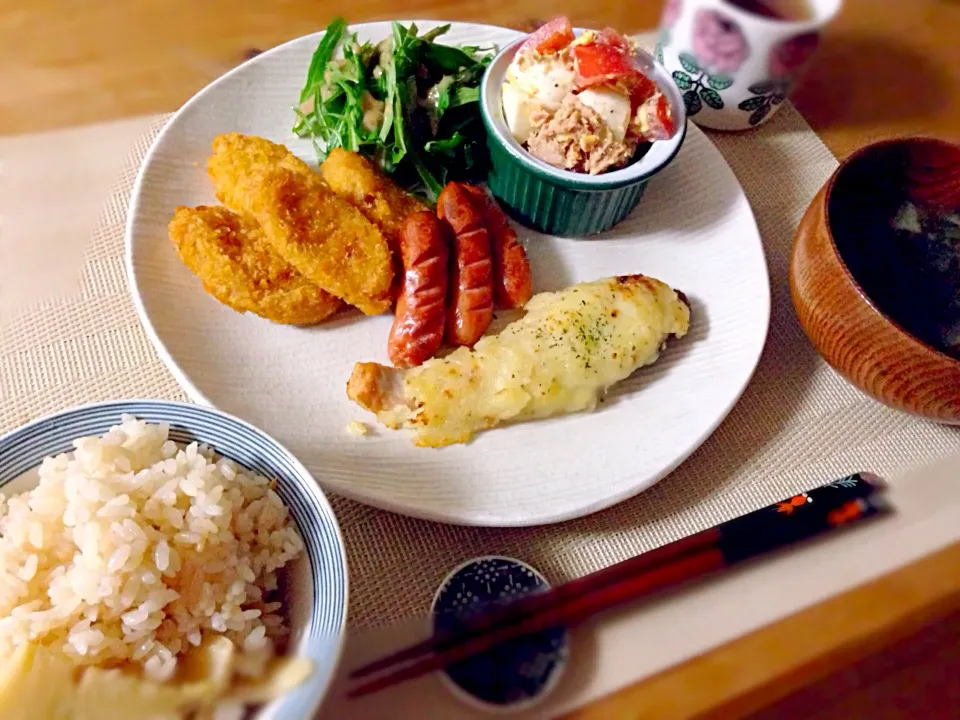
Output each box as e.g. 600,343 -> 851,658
480,35 -> 687,237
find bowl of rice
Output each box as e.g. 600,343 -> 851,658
0,399 -> 348,719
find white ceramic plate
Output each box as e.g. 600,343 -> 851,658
126,21 -> 770,527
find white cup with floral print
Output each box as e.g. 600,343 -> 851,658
654,0 -> 842,130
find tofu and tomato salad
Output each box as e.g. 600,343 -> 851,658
501,17 -> 677,175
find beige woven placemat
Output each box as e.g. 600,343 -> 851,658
2,101 -> 959,633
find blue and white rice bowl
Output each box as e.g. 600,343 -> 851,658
0,399 -> 348,719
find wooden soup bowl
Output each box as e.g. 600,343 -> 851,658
791,137 -> 960,423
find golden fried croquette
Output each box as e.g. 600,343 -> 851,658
320,148 -> 428,247
168,205 -> 342,325
207,133 -> 394,315
241,166 -> 394,315
207,133 -> 315,206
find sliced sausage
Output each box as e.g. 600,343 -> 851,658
464,185 -> 533,309
387,211 -> 451,368
437,183 -> 494,347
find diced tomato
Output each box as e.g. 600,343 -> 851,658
519,17 -> 575,55
574,42 -> 657,105
573,42 -> 635,85
629,74 -> 658,107
656,95 -> 675,138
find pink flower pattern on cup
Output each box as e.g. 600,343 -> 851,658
768,32 -> 820,78
736,32 -> 821,126
668,8 -> 748,117
691,9 -> 750,74
658,0 -> 832,129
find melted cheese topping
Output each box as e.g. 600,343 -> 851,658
379,276 -> 690,447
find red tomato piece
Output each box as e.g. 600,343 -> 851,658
656,95 -> 675,137
519,17 -> 575,55
629,74 -> 659,107
573,42 -> 636,85
575,42 -> 658,105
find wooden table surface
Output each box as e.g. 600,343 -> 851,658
3,0 -> 959,156
3,1 -> 960,717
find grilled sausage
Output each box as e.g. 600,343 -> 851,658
464,186 -> 533,309
387,211 -> 451,368
437,183 -> 494,347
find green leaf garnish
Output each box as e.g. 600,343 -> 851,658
293,19 -> 497,204
425,132 -> 466,156
299,17 -> 347,104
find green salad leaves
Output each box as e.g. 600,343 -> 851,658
293,19 -> 495,202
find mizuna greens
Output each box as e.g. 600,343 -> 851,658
293,19 -> 495,202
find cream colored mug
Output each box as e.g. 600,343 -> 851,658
655,0 -> 843,130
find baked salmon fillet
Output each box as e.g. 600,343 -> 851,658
347,274 -> 691,447
168,205 -> 342,325
207,133 -> 394,315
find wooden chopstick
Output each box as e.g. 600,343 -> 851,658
349,527 -> 721,679
347,472 -> 888,699
348,548 -> 727,697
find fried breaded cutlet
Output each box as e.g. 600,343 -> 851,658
319,148 -> 429,248
207,133 -> 394,315
240,165 -> 394,315
207,133 -> 315,207
168,205 -> 342,325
